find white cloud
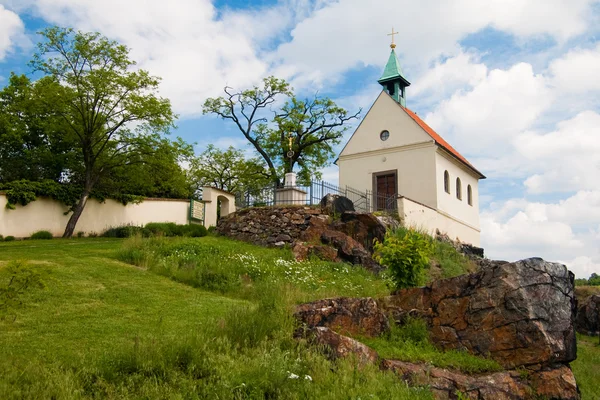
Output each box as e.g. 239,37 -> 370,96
410,51 -> 487,100
5,0 -> 296,117
481,192 -> 600,278
549,43 -> 600,93
0,4 -> 27,61
518,111 -> 600,194
424,63 -> 553,155
272,0 -> 596,86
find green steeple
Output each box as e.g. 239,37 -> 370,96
378,48 -> 411,107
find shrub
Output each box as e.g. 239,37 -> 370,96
30,230 -> 53,240
76,231 -> 85,238
0,235 -> 3,241
102,225 -> 145,238
374,227 -> 433,290
144,222 -> 207,238
4,236 -> 16,242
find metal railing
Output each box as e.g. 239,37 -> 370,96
234,180 -> 399,213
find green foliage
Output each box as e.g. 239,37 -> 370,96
28,26 -> 177,237
374,228 -> 434,289
432,240 -> 475,279
30,231 -> 53,240
144,222 -> 207,238
360,318 -> 503,374
189,144 -> 270,196
102,223 -> 208,239
576,273 -> 600,286
0,260 -> 45,320
203,76 -> 360,184
4,236 -> 15,242
102,225 -> 147,238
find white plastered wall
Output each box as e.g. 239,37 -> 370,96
398,197 -> 481,246
434,150 -> 481,232
0,194 -> 190,237
338,90 -> 438,208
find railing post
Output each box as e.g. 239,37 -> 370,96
309,181 -> 314,205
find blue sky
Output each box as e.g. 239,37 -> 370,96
1,0 -> 600,277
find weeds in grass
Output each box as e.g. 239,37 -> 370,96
0,261 -> 45,321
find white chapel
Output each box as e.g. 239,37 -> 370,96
337,41 -> 485,246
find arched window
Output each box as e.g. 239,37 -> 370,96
456,178 -> 462,200
444,171 -> 450,194
467,185 -> 473,206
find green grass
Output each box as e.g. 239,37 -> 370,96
0,238 -> 430,399
572,334 -> 600,400
358,318 -> 503,374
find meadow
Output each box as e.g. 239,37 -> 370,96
0,236 -> 598,399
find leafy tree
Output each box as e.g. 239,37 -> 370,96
203,77 -> 360,185
0,74 -> 73,183
188,144 -> 270,195
29,27 -> 176,237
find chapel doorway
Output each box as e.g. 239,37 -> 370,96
373,171 -> 397,211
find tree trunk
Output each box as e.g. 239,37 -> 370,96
62,189 -> 91,238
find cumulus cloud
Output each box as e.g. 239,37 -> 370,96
518,111 -> 600,194
424,63 -> 553,155
481,192 -> 600,278
272,0 -> 595,86
3,0 -> 296,116
0,4 -> 27,61
549,43 -> 600,93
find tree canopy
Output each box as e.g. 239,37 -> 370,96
188,144 -> 270,195
0,27 -> 186,237
203,76 -> 360,185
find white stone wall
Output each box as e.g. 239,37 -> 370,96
0,194 -> 190,237
398,196 -> 481,246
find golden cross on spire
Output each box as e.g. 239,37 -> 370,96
388,27 -> 398,49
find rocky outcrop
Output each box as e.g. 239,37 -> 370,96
301,326 -> 579,400
575,294 -> 600,336
294,257 -> 580,399
294,297 -> 388,337
381,258 -> 577,369
382,360 -> 578,400
217,206 -> 386,271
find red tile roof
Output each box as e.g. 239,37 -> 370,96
401,106 -> 485,179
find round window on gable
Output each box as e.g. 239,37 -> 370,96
380,130 -> 390,141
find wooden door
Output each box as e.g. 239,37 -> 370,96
375,173 -> 397,211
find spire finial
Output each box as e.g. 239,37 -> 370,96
387,27 -> 398,49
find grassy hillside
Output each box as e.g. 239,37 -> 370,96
0,238 -> 428,399
1,236 -> 598,399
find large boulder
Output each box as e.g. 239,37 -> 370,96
380,258 -> 577,369
294,297 -> 389,337
575,294 -> 600,336
332,211 -> 387,253
320,230 -> 382,273
320,194 -> 355,215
